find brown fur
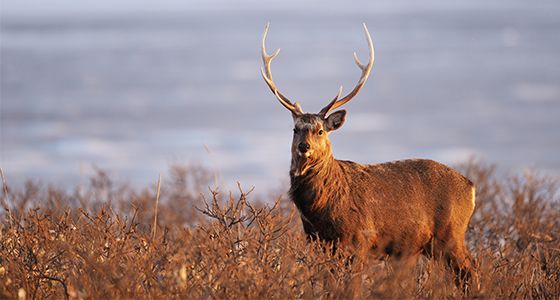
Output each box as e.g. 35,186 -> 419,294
288,113 -> 476,285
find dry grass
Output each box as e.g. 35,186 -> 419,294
0,160 -> 559,299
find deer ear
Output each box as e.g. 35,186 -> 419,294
325,110 -> 347,131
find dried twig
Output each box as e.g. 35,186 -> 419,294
152,174 -> 162,240
41,275 -> 69,300
0,167 -> 14,225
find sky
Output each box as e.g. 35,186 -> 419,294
1,0 -> 559,192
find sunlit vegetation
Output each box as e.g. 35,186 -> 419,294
0,161 -> 559,299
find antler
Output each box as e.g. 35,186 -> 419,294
319,23 -> 375,116
261,23 -> 303,115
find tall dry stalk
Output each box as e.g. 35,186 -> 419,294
152,174 -> 161,240
0,167 -> 14,225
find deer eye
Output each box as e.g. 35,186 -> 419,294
293,128 -> 299,134
318,129 -> 324,136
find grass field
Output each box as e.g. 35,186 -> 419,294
1,160 -> 559,299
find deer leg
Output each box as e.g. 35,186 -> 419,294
344,251 -> 364,300
445,242 -> 478,292
423,235 -> 478,292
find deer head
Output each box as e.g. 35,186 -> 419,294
261,23 -> 375,176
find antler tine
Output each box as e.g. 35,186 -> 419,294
319,86 -> 344,116
261,23 -> 303,115
321,23 -> 375,116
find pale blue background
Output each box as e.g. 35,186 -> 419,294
1,0 -> 559,192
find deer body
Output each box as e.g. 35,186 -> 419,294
261,23 -> 476,284
291,156 -> 475,262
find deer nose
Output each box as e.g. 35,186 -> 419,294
298,142 -> 310,153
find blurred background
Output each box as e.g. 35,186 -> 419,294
1,0 -> 559,193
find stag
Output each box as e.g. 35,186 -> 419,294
261,23 -> 477,285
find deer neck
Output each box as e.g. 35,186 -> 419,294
289,151 -> 346,212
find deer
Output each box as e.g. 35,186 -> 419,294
260,23 -> 477,288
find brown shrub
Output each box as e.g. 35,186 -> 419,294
0,160 -> 559,299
